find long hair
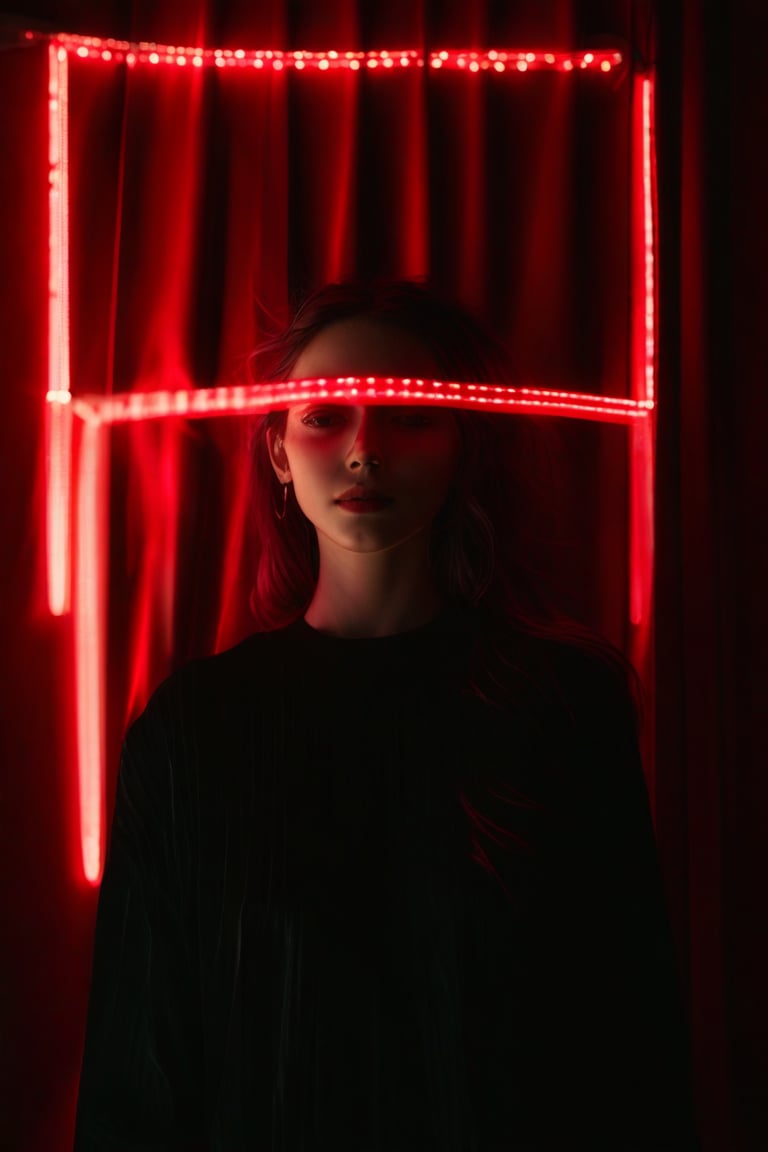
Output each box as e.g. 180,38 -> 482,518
245,278 -> 642,722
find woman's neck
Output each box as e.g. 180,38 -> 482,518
303,534 -> 444,638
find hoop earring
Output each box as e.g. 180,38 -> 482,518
274,482 -> 289,520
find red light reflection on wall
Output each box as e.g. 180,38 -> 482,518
40,34 -> 655,885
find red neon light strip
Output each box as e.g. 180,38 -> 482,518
25,32 -> 622,75
46,45 -> 72,615
642,77 -> 657,408
68,379 -> 652,427
45,396 -> 73,617
75,416 -> 108,884
628,74 -> 657,634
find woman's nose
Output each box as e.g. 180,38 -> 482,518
348,407 -> 384,466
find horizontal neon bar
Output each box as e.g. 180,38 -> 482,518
64,378 -> 652,427
24,33 -> 622,74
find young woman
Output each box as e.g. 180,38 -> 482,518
74,281 -> 698,1151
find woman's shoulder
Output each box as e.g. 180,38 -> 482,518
126,623 -> 303,740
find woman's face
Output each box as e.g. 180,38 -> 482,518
267,317 -> 461,556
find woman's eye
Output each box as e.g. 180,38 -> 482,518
301,412 -> 342,428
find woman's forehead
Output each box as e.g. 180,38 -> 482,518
290,317 -> 440,381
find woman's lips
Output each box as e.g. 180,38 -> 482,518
336,498 -> 395,513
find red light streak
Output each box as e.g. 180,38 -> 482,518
642,77 -> 657,408
25,32 -> 622,75
45,394 -> 73,615
47,45 -> 72,615
75,416 -> 108,884
69,379 -> 653,427
628,74 -> 657,646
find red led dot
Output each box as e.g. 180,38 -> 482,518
545,53 -> 555,64
193,56 -> 203,67
563,59 -> 573,71
584,52 -> 594,63
176,55 -> 186,65
319,58 -> 329,70
526,52 -> 535,62
367,58 -> 377,68
494,61 -> 505,72
101,49 -> 112,61
77,45 -> 88,57
601,60 -> 611,72
214,56 -> 225,68
295,59 -> 305,70
235,49 -> 245,59
457,56 -> 466,67
431,57 -> 442,68
149,52 -> 160,63
383,57 -> 393,67
350,59 -> 360,70
516,60 -> 528,72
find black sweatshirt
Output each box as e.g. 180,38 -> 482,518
73,604 -> 698,1151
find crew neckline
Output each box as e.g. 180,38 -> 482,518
290,601 -> 469,642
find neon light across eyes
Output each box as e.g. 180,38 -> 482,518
65,378 -> 653,428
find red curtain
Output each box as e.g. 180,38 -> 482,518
0,0 -> 764,1149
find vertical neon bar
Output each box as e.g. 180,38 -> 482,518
76,415 -> 108,885
629,73 -> 657,633
47,44 -> 72,615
